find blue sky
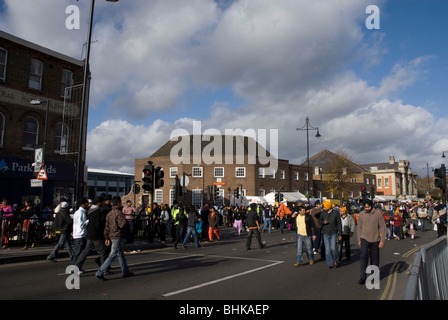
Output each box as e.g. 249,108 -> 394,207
0,0 -> 447,176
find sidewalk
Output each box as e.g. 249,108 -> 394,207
0,239 -> 169,265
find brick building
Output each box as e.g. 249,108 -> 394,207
0,31 -> 84,207
126,134 -> 310,207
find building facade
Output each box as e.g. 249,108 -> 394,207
125,135 -> 310,207
361,156 -> 418,201
87,168 -> 134,198
0,31 -> 84,207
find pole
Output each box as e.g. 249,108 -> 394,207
76,0 -> 95,204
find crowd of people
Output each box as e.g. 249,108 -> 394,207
1,194 -> 447,283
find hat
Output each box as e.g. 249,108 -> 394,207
61,202 -> 69,208
323,200 -> 332,210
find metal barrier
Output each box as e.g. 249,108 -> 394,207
404,235 -> 448,300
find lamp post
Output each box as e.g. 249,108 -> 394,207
30,99 -> 50,212
296,116 -> 321,201
75,0 -> 119,203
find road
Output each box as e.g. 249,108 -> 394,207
0,225 -> 437,303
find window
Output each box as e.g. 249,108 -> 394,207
279,170 -> 285,180
0,48 -> 7,81
154,190 -> 163,204
377,178 -> 382,188
258,189 -> 265,197
259,168 -> 265,178
385,178 -> 389,188
0,112 -> 4,147
269,169 -> 276,179
235,167 -> 246,178
304,172 -> 309,181
54,122 -> 69,154
192,189 -> 203,207
293,171 -> 299,180
170,167 -> 178,178
23,117 -> 39,150
61,69 -> 73,98
192,167 -> 203,177
29,59 -> 43,90
214,167 -> 224,178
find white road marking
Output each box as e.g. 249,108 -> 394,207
162,254 -> 284,297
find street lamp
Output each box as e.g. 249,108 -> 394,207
296,116 -> 321,201
30,99 -> 50,212
76,0 -> 119,203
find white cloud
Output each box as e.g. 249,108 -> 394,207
2,0 -> 446,176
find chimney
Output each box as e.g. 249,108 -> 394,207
389,156 -> 395,165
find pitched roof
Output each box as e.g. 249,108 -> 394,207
149,134 -> 273,160
307,149 -> 368,173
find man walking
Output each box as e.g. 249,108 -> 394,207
246,203 -> 265,250
72,198 -> 89,264
357,199 -> 386,285
319,200 -> 342,269
96,196 -> 133,280
292,205 -> 317,267
46,200 -> 73,262
74,196 -> 109,273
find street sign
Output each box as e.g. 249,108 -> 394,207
30,179 -> 43,187
34,147 -> 43,173
36,165 -> 48,180
213,182 -> 226,186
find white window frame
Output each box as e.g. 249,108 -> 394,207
170,167 -> 178,178
293,171 -> 299,181
154,189 -> 163,204
192,189 -> 203,207
192,166 -> 203,177
214,167 -> 224,178
235,167 -> 246,178
279,170 -> 285,180
258,168 -> 265,178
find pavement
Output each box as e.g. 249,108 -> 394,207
0,238 -> 170,265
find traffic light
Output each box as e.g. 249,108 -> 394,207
434,164 -> 446,191
142,163 -> 154,193
275,193 -> 279,202
279,192 -> 284,202
214,185 -> 220,201
234,188 -> 240,199
361,186 -> 367,199
175,175 -> 183,196
154,167 -> 164,189
370,185 -> 375,200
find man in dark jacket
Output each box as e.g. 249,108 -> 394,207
46,200 -> 73,262
74,196 -> 108,272
246,203 -> 265,250
319,200 -> 342,269
292,206 -> 317,266
96,196 -> 133,280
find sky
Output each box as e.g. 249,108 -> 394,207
1,0 -> 447,176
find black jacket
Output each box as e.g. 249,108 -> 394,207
319,209 -> 342,235
86,205 -> 106,240
294,213 -> 317,237
53,208 -> 73,234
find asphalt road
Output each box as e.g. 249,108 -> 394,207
0,225 -> 438,303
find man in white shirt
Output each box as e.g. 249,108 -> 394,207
72,198 -> 89,264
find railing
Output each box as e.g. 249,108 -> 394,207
0,213 -> 155,248
403,235 -> 448,300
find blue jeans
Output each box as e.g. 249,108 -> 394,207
96,239 -> 130,276
182,226 -> 201,248
296,234 -> 313,264
263,218 -> 272,233
47,233 -> 73,260
323,233 -> 339,267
